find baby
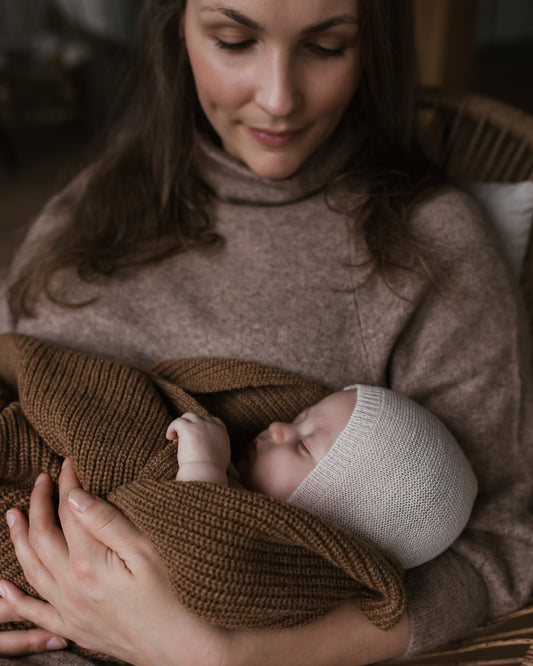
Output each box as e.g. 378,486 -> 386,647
167,384 -> 478,569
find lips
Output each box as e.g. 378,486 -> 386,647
243,439 -> 258,463
247,126 -> 303,147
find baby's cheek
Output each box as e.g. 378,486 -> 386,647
265,469 -> 306,502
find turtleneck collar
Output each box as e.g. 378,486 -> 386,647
193,120 -> 360,206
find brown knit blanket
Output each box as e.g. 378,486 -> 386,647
0,334 -> 404,658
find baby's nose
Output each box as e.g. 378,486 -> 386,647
268,422 -> 296,445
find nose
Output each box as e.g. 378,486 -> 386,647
268,421 -> 297,445
255,51 -> 300,118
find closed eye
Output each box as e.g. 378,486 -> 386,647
215,38 -> 255,51
298,440 -> 310,455
307,43 -> 346,58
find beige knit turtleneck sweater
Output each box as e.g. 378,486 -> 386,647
1,128 -> 532,660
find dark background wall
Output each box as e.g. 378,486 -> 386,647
474,0 -> 533,113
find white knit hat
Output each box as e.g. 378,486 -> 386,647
288,385 -> 477,569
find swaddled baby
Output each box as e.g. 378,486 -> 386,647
168,384 -> 477,569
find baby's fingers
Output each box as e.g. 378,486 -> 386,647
179,412 -> 203,423
166,413 -> 204,440
166,424 -> 178,440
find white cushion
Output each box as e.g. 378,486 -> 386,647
465,181 -> 533,276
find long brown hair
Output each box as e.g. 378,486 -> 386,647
340,0 -> 442,279
9,0 -> 441,317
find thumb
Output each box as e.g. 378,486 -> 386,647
67,489 -> 149,561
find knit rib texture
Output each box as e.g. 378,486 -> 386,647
0,334 -> 405,664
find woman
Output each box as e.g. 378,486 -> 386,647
0,0 -> 532,664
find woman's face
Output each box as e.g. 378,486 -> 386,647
183,0 -> 361,179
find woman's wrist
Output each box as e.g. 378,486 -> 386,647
135,608 -> 230,666
225,603 -> 410,666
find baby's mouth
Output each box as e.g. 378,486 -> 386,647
242,439 -> 258,463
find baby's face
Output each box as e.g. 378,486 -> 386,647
236,389 -> 357,501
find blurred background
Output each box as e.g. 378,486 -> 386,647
0,0 -> 142,267
0,0 -> 532,269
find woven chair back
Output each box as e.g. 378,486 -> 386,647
417,87 -> 533,360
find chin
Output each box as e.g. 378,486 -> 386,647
246,155 -> 306,180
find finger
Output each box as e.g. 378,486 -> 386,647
7,504 -> 58,597
65,484 -> 154,566
0,592 -> 30,624
166,425 -> 178,440
56,458 -> 83,530
0,581 -> 66,647
56,460 -> 111,577
59,459 -> 150,580
27,474 -> 69,571
0,628 -> 67,657
179,412 -> 202,423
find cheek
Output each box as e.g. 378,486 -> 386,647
309,59 -> 361,119
184,17 -> 239,115
188,50 -> 249,117
250,451 -> 310,502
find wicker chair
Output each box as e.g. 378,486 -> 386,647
395,88 -> 533,666
417,87 -> 533,343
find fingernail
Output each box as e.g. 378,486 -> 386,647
6,510 -> 16,529
34,473 -> 47,487
46,637 -> 68,651
0,583 -> 6,598
68,489 -> 96,512
62,458 -> 70,470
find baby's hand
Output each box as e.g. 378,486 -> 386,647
167,412 -> 231,484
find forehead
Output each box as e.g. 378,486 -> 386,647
298,390 -> 356,459
192,0 -> 359,28
296,390 -> 357,433
310,389 -> 357,420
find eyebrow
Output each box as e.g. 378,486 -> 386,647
202,7 -> 259,30
201,6 -> 359,33
302,16 -> 360,35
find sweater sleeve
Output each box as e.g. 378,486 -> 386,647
389,189 -> 533,656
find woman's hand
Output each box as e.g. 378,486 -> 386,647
0,601 -> 68,656
1,459 -> 410,666
1,460 -> 229,666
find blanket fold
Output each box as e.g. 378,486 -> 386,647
0,334 -> 405,662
